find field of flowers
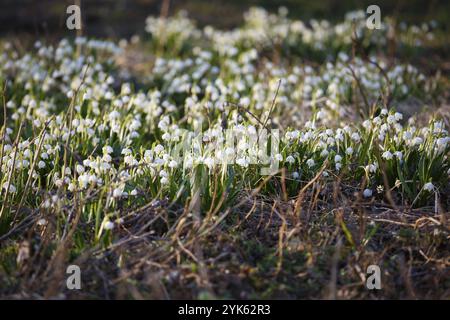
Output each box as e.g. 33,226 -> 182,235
0,7 -> 449,299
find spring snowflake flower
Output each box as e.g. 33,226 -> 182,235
121,148 -> 132,155
412,137 -> 423,146
68,183 -> 77,192
76,164 -> 85,174
2,183 -> 16,193
38,161 -> 46,169
274,153 -> 283,161
363,189 -> 373,198
236,157 -> 249,168
423,182 -> 434,192
351,133 -> 360,142
168,160 -> 178,168
104,221 -> 115,230
345,147 -> 353,155
285,155 -> 295,164
334,155 -> 342,162
154,144 -> 164,154
382,151 -> 393,160
394,151 -> 403,160
160,177 -> 169,185
103,146 -> 114,154
108,110 -> 120,121
113,187 -> 124,198
292,171 -> 300,179
306,158 -> 315,168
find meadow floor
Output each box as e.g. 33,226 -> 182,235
0,7 -> 449,299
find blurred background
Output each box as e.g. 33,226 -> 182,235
1,0 -> 449,39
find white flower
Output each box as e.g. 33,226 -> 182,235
274,153 -> 283,161
108,110 -> 120,121
203,157 -> 214,169
2,183 -> 16,193
423,182 -> 434,192
78,174 -> 90,188
103,146 -> 113,154
320,149 -> 329,157
367,163 -> 377,173
154,144 -> 164,154
76,164 -> 85,174
345,147 -> 353,155
292,171 -> 299,179
168,160 -> 178,168
130,189 -> 138,196
382,151 -> 393,160
394,151 -> 403,160
412,137 -> 423,146
334,155 -> 342,162
351,133 -> 360,142
113,187 -> 124,198
160,176 -> 169,184
121,148 -> 132,155
38,161 -> 46,169
285,155 -> 295,164
104,221 -> 115,230
363,189 -> 373,198
306,158 -> 315,168
236,157 -> 249,168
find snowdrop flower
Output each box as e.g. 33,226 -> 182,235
306,158 -> 315,168
38,161 -> 46,169
334,155 -> 342,162
292,171 -> 300,179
